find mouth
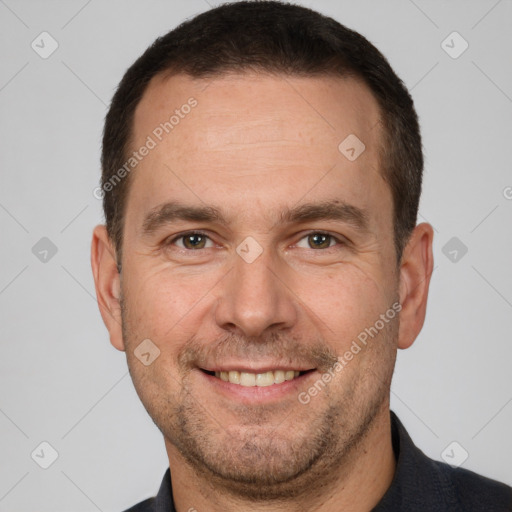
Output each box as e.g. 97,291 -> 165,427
200,368 -> 314,387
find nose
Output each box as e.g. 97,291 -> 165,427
214,244 -> 298,338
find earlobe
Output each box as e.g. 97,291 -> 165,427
91,225 -> 125,351
397,223 -> 434,350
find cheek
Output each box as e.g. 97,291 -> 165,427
293,264 -> 392,346
121,262 -> 218,344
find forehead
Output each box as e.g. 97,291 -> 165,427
133,71 -> 381,153
126,71 -> 389,231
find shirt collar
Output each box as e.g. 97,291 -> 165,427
372,410 -> 458,510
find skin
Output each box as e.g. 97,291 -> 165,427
91,72 -> 433,512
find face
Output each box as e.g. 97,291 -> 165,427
110,72 -> 403,497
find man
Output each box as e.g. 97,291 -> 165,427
91,1 -> 512,510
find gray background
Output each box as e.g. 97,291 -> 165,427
1,0 -> 511,510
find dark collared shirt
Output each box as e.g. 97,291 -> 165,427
125,410 -> 512,511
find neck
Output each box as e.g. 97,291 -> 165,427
166,404 -> 396,512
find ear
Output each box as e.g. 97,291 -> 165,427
397,222 -> 434,350
91,225 -> 125,351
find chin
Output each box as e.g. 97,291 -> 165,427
163,403 -> 347,500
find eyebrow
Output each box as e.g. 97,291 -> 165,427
141,199 -> 369,236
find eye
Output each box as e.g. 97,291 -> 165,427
169,231 -> 214,250
295,232 -> 342,250
165,231 -> 344,252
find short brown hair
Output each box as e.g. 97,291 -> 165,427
101,0 -> 423,266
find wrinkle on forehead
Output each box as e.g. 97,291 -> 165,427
205,115 -> 300,149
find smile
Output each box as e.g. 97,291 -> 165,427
204,369 -> 310,387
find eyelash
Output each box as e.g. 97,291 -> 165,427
165,230 -> 346,252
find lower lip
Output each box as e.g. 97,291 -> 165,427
197,369 -> 316,403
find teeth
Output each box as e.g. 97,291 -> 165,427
213,369 -> 304,386
256,371 -> 273,387
228,371 -> 240,384
274,370 -> 285,384
240,372 -> 256,386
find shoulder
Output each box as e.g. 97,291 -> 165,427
432,459 -> 512,511
120,468 -> 173,512
377,412 -> 512,511
122,497 -> 155,512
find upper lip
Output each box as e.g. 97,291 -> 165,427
199,363 -> 316,373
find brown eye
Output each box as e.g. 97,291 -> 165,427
171,232 -> 213,250
295,232 -> 341,250
183,234 -> 206,249
307,233 -> 335,249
